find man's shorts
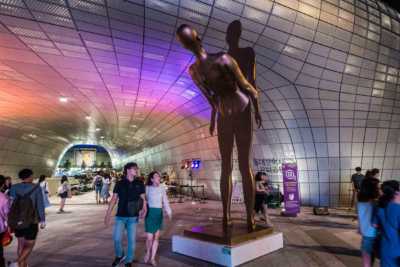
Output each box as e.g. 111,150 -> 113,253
95,186 -> 102,194
14,224 -> 39,241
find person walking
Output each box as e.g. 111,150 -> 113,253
101,174 -> 111,204
0,175 -> 10,267
104,162 -> 147,267
93,172 -> 103,204
143,171 -> 172,266
38,175 -> 51,209
254,172 -> 273,227
373,180 -> 400,267
350,167 -> 365,210
357,177 -> 380,267
8,169 -> 46,267
57,176 -> 70,213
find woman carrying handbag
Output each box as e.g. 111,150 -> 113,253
58,176 -> 71,213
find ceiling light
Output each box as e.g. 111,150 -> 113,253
130,125 -> 137,128
95,128 -> 101,131
28,133 -> 37,139
100,136 -> 105,139
85,116 -> 91,120
59,97 -> 68,103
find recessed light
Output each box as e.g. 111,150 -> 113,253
95,128 -> 101,131
100,136 -> 105,139
85,116 -> 91,120
59,97 -> 68,103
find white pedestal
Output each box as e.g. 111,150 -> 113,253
172,232 -> 283,267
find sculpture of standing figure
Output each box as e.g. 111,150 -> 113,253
176,24 -> 262,231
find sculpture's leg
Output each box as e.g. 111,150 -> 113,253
217,114 -> 234,228
235,105 -> 256,231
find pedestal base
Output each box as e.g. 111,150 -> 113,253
184,223 -> 273,245
172,231 -> 283,267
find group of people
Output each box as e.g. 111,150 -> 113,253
0,163 -> 175,267
104,162 -> 172,267
0,171 -> 75,267
93,172 -> 113,204
0,170 -> 47,267
353,167 -> 400,267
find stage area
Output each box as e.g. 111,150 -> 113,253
5,193 -> 373,267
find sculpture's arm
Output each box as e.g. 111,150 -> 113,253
248,48 -> 256,88
224,54 -> 262,128
189,65 -> 217,135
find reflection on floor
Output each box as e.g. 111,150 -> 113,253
4,193 -> 377,267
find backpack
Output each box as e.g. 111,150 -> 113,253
95,176 -> 103,187
8,185 -> 39,230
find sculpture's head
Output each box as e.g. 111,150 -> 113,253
176,24 -> 202,54
226,20 -> 241,47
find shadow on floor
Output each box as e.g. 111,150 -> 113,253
288,244 -> 360,257
286,219 -> 356,230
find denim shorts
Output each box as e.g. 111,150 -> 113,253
361,236 -> 375,254
95,186 -> 102,194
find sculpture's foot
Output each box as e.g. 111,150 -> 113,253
222,216 -> 233,228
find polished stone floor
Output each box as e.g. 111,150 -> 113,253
4,192 -> 376,267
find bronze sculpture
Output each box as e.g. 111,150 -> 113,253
176,24 -> 262,231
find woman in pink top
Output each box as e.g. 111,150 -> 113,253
0,175 -> 10,267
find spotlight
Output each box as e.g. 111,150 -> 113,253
59,97 -> 68,103
28,133 -> 37,139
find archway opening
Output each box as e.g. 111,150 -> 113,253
55,144 -> 113,177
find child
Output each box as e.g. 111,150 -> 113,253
144,171 -> 172,266
357,177 -> 380,267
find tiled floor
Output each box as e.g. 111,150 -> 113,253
4,192 -> 377,267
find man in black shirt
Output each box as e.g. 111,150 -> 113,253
350,167 -> 364,209
104,162 -> 147,267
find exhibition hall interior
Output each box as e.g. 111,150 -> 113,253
0,0 -> 400,266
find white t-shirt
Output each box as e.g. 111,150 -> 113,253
102,177 -> 111,185
146,185 -> 171,216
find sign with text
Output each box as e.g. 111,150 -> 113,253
282,163 -> 300,216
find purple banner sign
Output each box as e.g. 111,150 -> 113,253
282,163 -> 300,216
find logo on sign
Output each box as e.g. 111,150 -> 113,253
285,169 -> 296,180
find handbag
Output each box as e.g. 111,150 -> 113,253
2,229 -> 13,247
126,198 -> 143,217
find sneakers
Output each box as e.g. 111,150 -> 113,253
111,255 -> 126,267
